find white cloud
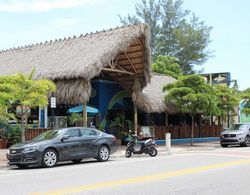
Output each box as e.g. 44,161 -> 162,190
0,0 -> 100,13
49,18 -> 80,28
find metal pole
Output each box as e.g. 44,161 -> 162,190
51,108 -> 54,129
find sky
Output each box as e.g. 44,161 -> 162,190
0,0 -> 249,90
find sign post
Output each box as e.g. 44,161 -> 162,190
50,93 -> 56,129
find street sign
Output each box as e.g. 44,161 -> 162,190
51,97 -> 56,108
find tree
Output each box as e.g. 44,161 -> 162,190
164,75 -> 217,145
69,113 -> 83,127
0,70 -> 56,141
240,88 -> 250,116
213,85 -> 239,126
119,0 -> 161,57
152,55 -> 182,78
119,0 -> 212,73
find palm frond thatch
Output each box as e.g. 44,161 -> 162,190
0,24 -> 151,104
133,74 -> 177,113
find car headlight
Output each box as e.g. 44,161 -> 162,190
23,146 -> 39,153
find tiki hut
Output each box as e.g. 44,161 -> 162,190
133,74 -> 177,113
0,23 -> 152,106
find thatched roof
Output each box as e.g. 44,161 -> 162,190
0,23 -> 151,104
133,74 -> 177,113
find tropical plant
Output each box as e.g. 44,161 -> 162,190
213,85 -> 240,125
0,118 -> 22,145
164,75 -> 217,145
0,69 -> 56,141
241,88 -> 250,116
152,55 -> 182,78
69,113 -> 83,127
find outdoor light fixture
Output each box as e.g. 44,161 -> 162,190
231,80 -> 239,91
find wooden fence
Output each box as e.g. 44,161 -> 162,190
25,128 -> 51,141
153,125 -> 222,139
24,125 -> 222,141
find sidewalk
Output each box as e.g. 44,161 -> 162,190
0,141 -> 220,168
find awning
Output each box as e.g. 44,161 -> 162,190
68,105 -> 99,116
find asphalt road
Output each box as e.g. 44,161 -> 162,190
1,146 -> 250,195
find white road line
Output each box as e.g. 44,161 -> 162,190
173,152 -> 250,158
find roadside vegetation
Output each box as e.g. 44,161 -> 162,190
0,70 -> 56,141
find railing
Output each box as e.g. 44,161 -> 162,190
25,128 -> 51,141
154,125 -> 222,139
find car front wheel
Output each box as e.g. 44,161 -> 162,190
97,145 -> 110,162
221,144 -> 228,148
242,136 -> 250,147
42,149 -> 58,168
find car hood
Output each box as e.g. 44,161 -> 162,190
10,140 -> 53,149
221,130 -> 246,134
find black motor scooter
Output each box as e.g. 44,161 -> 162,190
125,132 -> 157,158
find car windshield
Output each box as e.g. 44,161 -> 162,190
228,124 -> 248,131
32,130 -> 61,141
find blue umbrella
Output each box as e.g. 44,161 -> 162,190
68,105 -> 99,116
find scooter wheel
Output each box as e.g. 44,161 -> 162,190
149,148 -> 157,157
125,149 -> 132,158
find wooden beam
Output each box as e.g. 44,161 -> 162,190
137,38 -> 143,49
101,68 -> 135,76
124,51 -> 137,73
134,105 -> 138,136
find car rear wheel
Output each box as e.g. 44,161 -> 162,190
42,149 -> 58,168
97,145 -> 110,162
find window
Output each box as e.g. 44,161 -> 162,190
64,129 -> 80,138
80,128 -> 100,137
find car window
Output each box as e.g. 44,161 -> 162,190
228,124 -> 246,131
32,130 -> 61,141
80,128 -> 100,137
64,129 -> 80,138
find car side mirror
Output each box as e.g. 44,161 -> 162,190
61,135 -> 70,142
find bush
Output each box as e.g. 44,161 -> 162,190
0,119 -> 22,145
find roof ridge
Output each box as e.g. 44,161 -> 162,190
0,23 -> 143,54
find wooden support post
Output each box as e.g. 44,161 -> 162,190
83,103 -> 87,127
134,105 -> 138,136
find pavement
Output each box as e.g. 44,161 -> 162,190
0,141 -> 220,168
